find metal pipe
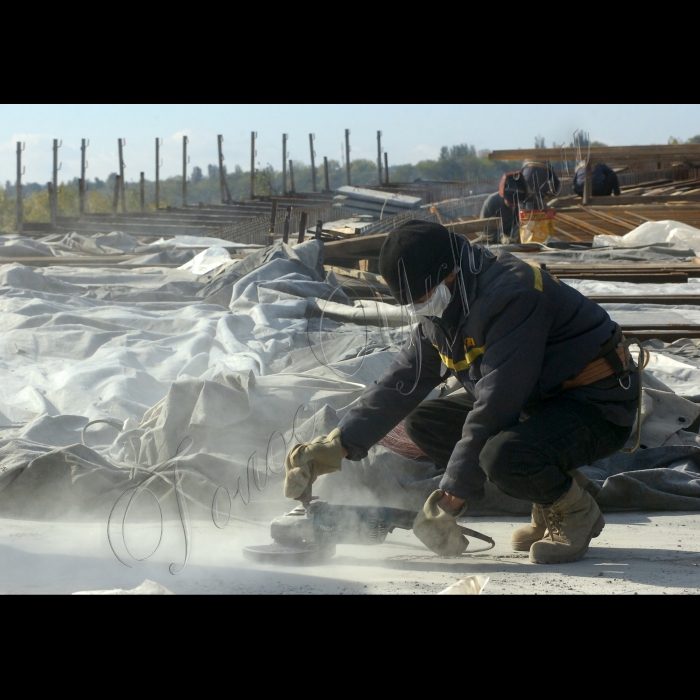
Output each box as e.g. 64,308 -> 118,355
377,131 -> 383,186
140,172 -> 146,213
384,152 -> 390,185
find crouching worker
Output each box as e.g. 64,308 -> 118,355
284,221 -> 638,564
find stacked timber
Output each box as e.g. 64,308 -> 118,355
334,186 -> 422,218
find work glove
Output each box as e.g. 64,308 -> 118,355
284,429 -> 345,499
413,490 -> 469,558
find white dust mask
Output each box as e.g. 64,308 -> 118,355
409,281 -> 453,320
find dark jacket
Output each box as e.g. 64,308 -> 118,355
574,163 -> 621,197
480,192 -> 519,241
522,161 -> 561,200
339,239 -> 638,503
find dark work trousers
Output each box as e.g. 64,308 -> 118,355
404,392 -> 632,505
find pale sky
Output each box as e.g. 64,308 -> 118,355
2,104 -> 699,184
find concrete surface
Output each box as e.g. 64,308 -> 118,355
0,511 -> 699,595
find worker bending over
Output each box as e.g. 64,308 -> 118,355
479,172 -> 527,244
285,221 -> 638,564
574,162 -> 621,198
479,162 -> 560,244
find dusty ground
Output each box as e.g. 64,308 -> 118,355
0,511 -> 699,595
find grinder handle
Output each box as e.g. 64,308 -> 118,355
296,481 -> 314,504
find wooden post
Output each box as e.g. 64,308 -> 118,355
384,152 -> 390,184
309,134 -> 317,193
217,135 -> 226,203
79,138 -> 88,221
47,182 -> 55,228
182,135 -> 189,207
324,157 -> 330,192
15,142 -> 24,234
118,138 -> 127,213
297,212 -> 308,245
268,199 -> 278,246
155,138 -> 161,211
282,134 -> 288,196
345,129 -> 351,186
113,175 -> 121,214
289,160 -> 296,194
78,179 -> 85,221
283,206 -> 292,244
250,131 -> 257,200
52,139 -> 61,225
140,172 -> 146,212
583,161 -> 592,206
377,131 -> 383,186
315,219 -> 323,240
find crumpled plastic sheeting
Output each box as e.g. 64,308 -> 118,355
0,236 -> 55,259
179,247 -> 233,275
564,278 -> 700,297
2,236 -> 700,521
517,242 -> 698,264
584,446 -> 700,512
593,220 -> 700,253
36,232 -> 261,257
0,240 -> 421,520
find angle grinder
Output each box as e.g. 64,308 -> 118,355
243,483 -> 495,566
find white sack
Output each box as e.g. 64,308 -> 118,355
594,220 -> 700,253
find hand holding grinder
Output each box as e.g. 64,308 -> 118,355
243,430 -> 494,564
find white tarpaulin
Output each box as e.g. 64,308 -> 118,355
593,220 -> 700,252
0,240 -> 700,534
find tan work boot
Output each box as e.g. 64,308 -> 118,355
511,505 -> 547,552
510,471 -> 600,553
530,479 -> 605,565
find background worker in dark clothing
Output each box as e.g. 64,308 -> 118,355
521,160 -> 561,206
479,171 -> 527,243
285,221 -> 639,565
574,162 -> 622,198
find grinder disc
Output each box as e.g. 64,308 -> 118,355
242,543 -> 336,566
